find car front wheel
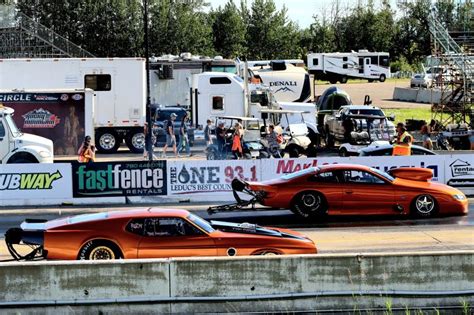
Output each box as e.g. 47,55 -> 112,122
411,194 -> 437,217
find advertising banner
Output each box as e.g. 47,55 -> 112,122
444,155 -> 474,196
0,92 -> 86,155
0,163 -> 72,200
167,160 -> 261,197
72,161 -> 167,197
260,156 -> 445,183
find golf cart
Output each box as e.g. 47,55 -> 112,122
206,116 -> 269,160
338,112 -> 393,157
260,109 -> 313,158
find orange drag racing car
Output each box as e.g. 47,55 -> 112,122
5,208 -> 316,261
212,164 -> 468,218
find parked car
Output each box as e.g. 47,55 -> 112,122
152,106 -> 195,146
359,144 -> 436,156
216,164 -> 468,219
5,209 -> 317,261
410,66 -> 452,88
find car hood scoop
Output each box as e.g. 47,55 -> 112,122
210,220 -> 282,237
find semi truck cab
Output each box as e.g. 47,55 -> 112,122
0,105 -> 54,164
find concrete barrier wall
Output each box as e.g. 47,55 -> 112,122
0,251 -> 472,313
392,87 -> 452,104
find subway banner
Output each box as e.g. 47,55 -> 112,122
0,163 -> 72,200
167,160 -> 261,197
72,161 -> 167,197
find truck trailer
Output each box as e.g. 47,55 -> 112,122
0,58 -> 146,153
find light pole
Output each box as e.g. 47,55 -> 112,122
143,0 -> 153,161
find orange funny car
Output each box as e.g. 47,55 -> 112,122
210,164 -> 468,219
5,208 -> 316,261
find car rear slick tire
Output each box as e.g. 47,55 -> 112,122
291,191 -> 328,219
411,194 -> 438,217
78,240 -> 122,260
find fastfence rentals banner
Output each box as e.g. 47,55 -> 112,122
0,163 -> 72,200
72,161 -> 167,197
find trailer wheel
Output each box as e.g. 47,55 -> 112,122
368,79 -> 375,83
340,76 -> 348,84
125,132 -> 145,153
288,146 -> 300,158
96,130 -> 121,154
329,79 -> 337,84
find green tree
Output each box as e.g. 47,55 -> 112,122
246,0 -> 301,59
211,0 -> 247,58
149,0 -> 214,56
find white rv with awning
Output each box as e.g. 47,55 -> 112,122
307,51 -> 390,84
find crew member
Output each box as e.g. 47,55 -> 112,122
393,122 -> 413,156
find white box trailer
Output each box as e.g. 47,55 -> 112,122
307,51 -> 390,83
0,58 -> 146,153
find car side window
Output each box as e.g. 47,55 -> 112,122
0,121 -> 5,138
344,170 -> 386,184
144,217 -> 203,237
126,219 -> 145,236
411,148 -> 430,155
308,171 -> 339,183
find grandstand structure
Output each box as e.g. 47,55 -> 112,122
427,8 -> 473,126
0,5 -> 94,58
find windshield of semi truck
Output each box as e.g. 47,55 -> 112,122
5,114 -> 21,136
250,92 -> 269,107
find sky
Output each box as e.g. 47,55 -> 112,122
206,0 -> 399,29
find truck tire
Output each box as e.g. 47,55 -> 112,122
329,79 -> 337,84
340,76 -> 348,84
125,132 -> 145,153
96,130 -> 121,154
379,74 -> 386,82
288,146 -> 300,158
7,153 -> 38,163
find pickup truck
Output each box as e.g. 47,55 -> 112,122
324,105 -> 396,147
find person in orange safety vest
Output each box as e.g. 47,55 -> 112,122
393,122 -> 413,156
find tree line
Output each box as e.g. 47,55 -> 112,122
4,0 -> 473,71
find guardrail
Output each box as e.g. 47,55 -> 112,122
0,251 -> 472,312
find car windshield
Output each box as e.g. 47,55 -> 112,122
187,213 -> 215,233
68,212 -> 109,224
348,109 -> 384,116
370,167 -> 394,182
281,167 -> 318,180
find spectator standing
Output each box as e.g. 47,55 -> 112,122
178,112 -> 192,157
77,135 -> 96,164
215,122 -> 226,158
162,113 -> 178,158
204,119 -> 212,146
231,123 -> 243,159
420,120 -> 434,150
393,122 -> 413,156
266,124 -> 281,158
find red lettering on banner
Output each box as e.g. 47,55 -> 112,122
276,160 -> 319,174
